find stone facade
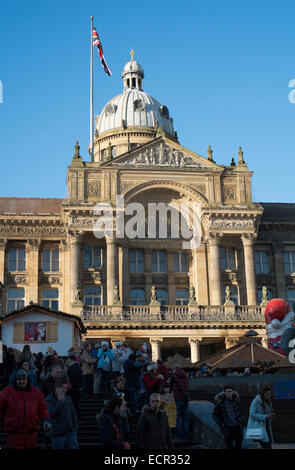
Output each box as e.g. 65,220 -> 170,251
1,57 -> 294,363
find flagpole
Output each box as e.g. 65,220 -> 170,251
90,16 -> 94,162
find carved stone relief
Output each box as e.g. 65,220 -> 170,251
223,184 -> 236,202
112,143 -> 210,168
88,182 -> 100,196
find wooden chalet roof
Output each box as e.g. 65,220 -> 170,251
194,343 -> 293,370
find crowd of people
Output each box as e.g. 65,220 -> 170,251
0,341 -> 190,449
0,343 -> 276,450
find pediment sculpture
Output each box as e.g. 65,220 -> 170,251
111,143 -> 209,168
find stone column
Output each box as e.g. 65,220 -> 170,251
242,234 -> 257,305
208,233 -> 223,305
26,239 -> 41,304
0,239 -> 7,285
119,244 -> 129,305
106,237 -> 118,305
188,337 -> 202,363
69,232 -> 82,305
193,244 -> 209,305
150,337 -> 163,362
225,337 -> 240,349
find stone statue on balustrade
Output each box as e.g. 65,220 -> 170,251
113,285 -> 122,306
149,285 -> 160,307
73,286 -> 83,305
224,286 -> 235,307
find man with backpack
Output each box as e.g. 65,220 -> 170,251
97,341 -> 114,395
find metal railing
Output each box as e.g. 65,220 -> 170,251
81,304 -> 264,323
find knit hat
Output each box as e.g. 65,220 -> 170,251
101,341 -> 109,347
95,343 -> 100,349
16,368 -> 29,379
115,341 -> 123,346
147,364 -> 157,372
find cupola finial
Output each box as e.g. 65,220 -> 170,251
130,48 -> 135,62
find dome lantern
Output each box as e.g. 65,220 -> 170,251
122,49 -> 144,91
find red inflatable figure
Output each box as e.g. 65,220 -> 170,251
265,298 -> 294,355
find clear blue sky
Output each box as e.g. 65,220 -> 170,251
0,0 -> 294,202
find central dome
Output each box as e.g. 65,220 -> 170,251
95,54 -> 176,138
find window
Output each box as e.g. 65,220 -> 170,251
129,250 -> 144,273
174,252 -> 188,273
152,251 -> 167,273
42,249 -> 59,272
175,289 -> 189,305
130,288 -> 145,305
220,247 -> 236,270
255,251 -> 270,274
7,288 -> 25,313
8,248 -> 26,272
222,285 -> 239,305
84,285 -> 102,306
284,252 -> 295,274
84,246 -> 102,269
41,288 -> 59,310
287,289 -> 295,312
156,288 -> 168,306
257,287 -> 272,304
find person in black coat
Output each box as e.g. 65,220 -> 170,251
123,354 -> 145,415
213,385 -> 245,449
97,397 -> 130,449
66,356 -> 83,420
45,379 -> 78,449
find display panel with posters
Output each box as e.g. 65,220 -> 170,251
24,322 -> 47,342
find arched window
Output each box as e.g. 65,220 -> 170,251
130,288 -> 145,305
156,288 -> 168,307
175,289 -> 189,305
84,285 -> 102,306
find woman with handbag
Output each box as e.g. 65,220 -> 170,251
247,385 -> 275,449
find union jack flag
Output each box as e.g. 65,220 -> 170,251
93,27 -> 112,76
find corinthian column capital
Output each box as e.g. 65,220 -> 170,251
241,233 -> 257,246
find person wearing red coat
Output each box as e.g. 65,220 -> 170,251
143,364 -> 163,405
156,360 -> 170,383
0,368 -> 51,449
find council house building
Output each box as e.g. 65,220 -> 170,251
0,54 -> 294,362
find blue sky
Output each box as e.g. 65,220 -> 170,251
0,0 -> 294,202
